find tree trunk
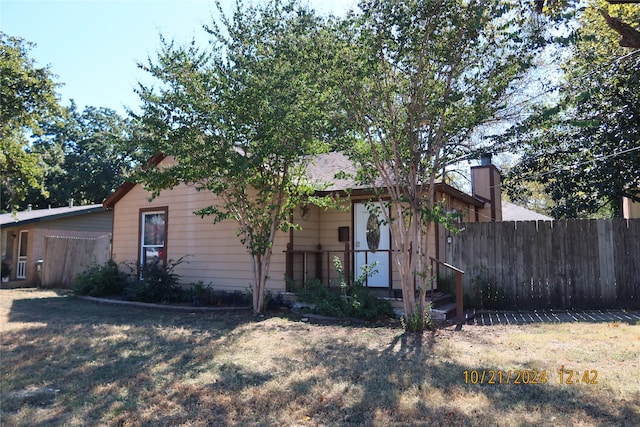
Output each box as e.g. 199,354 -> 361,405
249,205 -> 280,315
387,201 -> 419,321
251,252 -> 269,315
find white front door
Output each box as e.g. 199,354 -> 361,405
354,202 -> 389,287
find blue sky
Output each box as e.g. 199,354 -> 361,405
1,0 -> 355,116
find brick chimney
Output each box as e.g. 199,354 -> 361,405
471,154 -> 502,222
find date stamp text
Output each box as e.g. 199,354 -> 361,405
463,369 -> 599,385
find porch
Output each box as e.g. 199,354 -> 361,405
284,243 -> 465,320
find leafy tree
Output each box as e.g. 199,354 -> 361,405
504,1 -> 640,218
327,0 -> 542,328
28,102 -> 146,207
133,0 -> 335,314
0,32 -> 61,211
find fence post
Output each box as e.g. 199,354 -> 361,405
456,271 -> 464,322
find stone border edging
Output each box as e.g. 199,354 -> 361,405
77,295 -> 252,312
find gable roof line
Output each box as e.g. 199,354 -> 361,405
0,204 -> 108,227
103,153 -> 166,209
103,182 -> 136,209
103,152 -> 486,209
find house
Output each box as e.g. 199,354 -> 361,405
502,201 -> 553,221
0,204 -> 113,287
103,152 -> 504,296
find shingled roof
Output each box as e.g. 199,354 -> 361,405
502,201 -> 553,221
305,152 -> 485,207
0,204 -> 107,227
104,151 -> 486,208
305,151 -> 367,191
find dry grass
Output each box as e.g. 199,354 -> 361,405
1,288 -> 639,426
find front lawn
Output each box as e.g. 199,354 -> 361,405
1,289 -> 638,426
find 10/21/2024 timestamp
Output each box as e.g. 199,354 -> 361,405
463,369 -> 599,385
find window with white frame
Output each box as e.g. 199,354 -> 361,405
140,208 -> 167,268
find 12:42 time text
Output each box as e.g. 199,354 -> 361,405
558,369 -> 598,385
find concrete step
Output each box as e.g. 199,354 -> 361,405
431,302 -> 457,320
383,292 -> 453,312
426,292 -> 452,308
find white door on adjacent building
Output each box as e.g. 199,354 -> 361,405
17,230 -> 28,279
354,202 -> 390,287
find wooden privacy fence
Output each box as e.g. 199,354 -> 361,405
42,235 -> 111,288
443,219 -> 640,310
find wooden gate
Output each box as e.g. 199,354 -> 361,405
42,235 -> 111,288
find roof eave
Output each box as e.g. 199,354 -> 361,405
1,206 -> 108,228
313,182 -> 486,208
103,182 -> 136,209
103,153 -> 166,209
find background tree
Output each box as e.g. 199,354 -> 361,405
504,1 -> 639,218
328,0 -> 542,328
0,32 -> 61,211
28,102 -> 145,207
134,0 -> 336,314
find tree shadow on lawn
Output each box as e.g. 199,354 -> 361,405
2,296 -> 264,425
277,333 -> 639,426
3,296 -> 639,426
6,294 -> 253,328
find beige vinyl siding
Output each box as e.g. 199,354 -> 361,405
623,196 -> 640,219
317,202 -> 351,286
292,204 -> 320,248
110,173 -> 484,293
290,204 -> 320,284
111,181 -> 288,292
286,201 -> 352,287
317,202 -> 351,250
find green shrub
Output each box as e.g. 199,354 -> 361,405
72,260 -> 127,297
295,279 -> 347,317
187,282 -> 251,307
471,276 -> 507,310
264,290 -> 289,310
123,257 -> 187,304
293,257 -> 395,320
401,301 -> 433,332
187,281 -> 213,306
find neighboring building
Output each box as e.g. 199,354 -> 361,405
622,194 -> 640,219
502,201 -> 553,221
104,152 -> 504,296
0,204 -> 113,287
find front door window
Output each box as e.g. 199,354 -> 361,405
354,203 -> 389,287
366,213 -> 381,252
